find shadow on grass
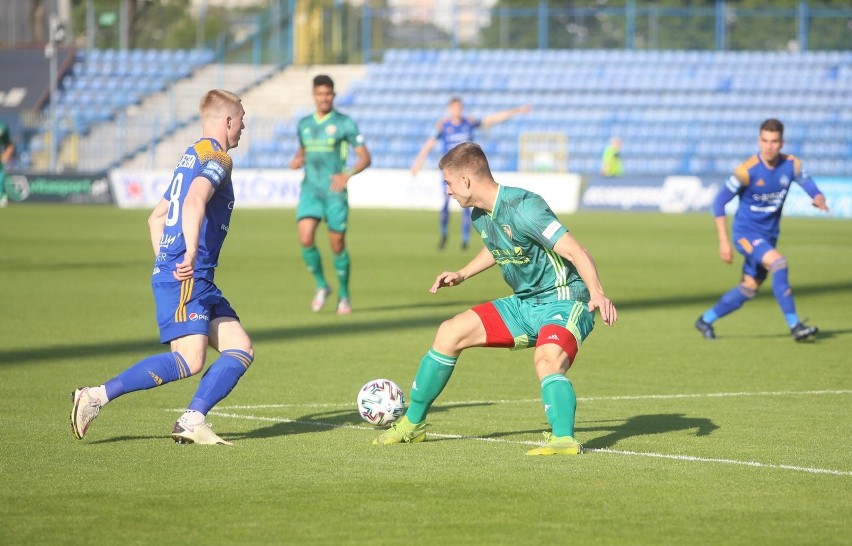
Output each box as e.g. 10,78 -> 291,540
462,413 -> 719,449
5,281 -> 848,367
579,413 -> 719,449
228,401 -> 494,441
717,327 -> 852,341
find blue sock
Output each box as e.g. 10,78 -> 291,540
709,284 -> 756,322
439,195 -> 450,238
104,352 -> 191,400
187,349 -> 253,415
770,258 -> 799,327
461,207 -> 472,244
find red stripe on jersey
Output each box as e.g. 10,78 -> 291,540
471,302 -> 515,348
536,324 -> 579,366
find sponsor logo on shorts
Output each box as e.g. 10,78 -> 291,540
188,312 -> 209,322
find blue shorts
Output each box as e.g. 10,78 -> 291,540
733,232 -> 777,282
152,278 -> 239,344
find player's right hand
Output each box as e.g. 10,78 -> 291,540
430,272 -> 463,293
718,240 -> 733,264
289,157 -> 304,170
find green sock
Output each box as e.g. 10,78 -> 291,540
300,245 -> 327,288
333,248 -> 351,298
406,349 -> 456,424
541,373 -> 577,437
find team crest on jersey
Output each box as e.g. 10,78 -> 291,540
779,175 -> 790,187
501,225 -> 513,240
325,125 -> 337,136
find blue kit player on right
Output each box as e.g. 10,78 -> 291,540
695,118 -> 829,342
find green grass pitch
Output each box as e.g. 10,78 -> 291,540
1,205 -> 850,545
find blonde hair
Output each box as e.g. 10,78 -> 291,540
199,89 -> 242,122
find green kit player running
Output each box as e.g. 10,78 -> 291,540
374,142 -> 618,455
0,120 -> 16,207
289,74 -> 371,315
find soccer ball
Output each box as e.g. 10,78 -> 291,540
356,379 -> 405,427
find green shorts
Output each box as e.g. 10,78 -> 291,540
473,295 -> 595,352
296,184 -> 349,233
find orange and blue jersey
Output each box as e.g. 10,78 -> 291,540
712,153 -> 821,239
153,137 -> 234,283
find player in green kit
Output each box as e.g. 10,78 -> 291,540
289,75 -> 371,314
374,142 -> 618,454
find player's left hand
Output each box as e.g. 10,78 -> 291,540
330,172 -> 349,192
588,293 -> 617,326
812,194 -> 829,213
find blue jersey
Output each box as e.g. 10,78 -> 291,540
153,138 -> 234,283
719,153 -> 818,239
436,117 -> 481,154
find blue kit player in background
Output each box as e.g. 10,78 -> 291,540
695,118 -> 829,342
290,74 -> 371,315
411,97 -> 530,250
71,90 -> 253,445
377,142 -> 617,455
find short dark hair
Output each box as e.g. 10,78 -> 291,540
760,118 -> 784,137
438,142 -> 492,179
448,96 -> 463,105
313,74 -> 334,90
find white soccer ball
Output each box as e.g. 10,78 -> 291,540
357,379 -> 405,427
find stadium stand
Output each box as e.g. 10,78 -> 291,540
239,49 -> 851,177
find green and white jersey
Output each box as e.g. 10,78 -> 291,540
472,185 -> 590,304
296,110 -> 364,190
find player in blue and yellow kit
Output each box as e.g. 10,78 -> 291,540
411,97 -> 530,250
377,142 -> 617,455
290,75 -> 371,315
695,118 -> 829,342
71,90 -> 253,445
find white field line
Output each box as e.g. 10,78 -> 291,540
215,389 -> 852,411
205,410 -> 852,477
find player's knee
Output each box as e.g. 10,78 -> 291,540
740,277 -> 760,293
738,283 -> 758,299
768,257 -> 788,273
181,353 -> 206,376
434,318 -> 467,352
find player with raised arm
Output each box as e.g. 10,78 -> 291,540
71,90 -> 253,445
376,142 -> 617,455
695,118 -> 829,342
411,97 -> 530,250
290,75 -> 371,315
